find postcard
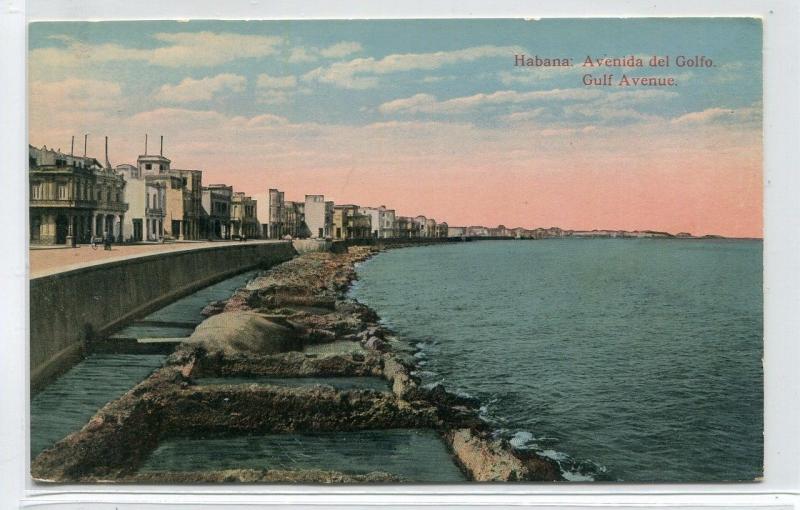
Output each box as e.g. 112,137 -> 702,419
27,18 -> 763,484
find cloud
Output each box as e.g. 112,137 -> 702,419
30,32 -> 285,72
155,74 -> 246,103
255,73 -> 300,105
256,74 -> 298,89
379,89 -> 599,115
378,94 -> 437,114
30,78 -> 124,111
149,32 -> 284,67
499,68 -> 577,86
287,41 -> 363,63
319,41 -> 363,58
379,88 -> 679,123
303,45 -> 523,89
288,47 -> 317,63
670,106 -> 761,126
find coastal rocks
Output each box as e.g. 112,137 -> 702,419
383,356 -> 417,399
416,383 -> 481,409
32,246 -> 567,484
186,311 -> 301,356
194,350 -> 383,379
158,385 -> 439,435
444,429 -> 562,482
31,373 -> 170,481
200,300 -> 226,317
364,336 -> 388,352
124,468 -> 401,483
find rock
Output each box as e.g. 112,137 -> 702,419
200,300 -> 226,317
366,325 -> 383,338
418,383 -> 480,409
304,328 -> 337,344
444,429 -> 563,482
186,311 -> 301,356
364,336 -> 388,352
383,357 -> 416,398
124,468 -> 402,483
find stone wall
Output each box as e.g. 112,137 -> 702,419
30,242 -> 296,392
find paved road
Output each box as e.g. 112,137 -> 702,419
30,240 -> 283,278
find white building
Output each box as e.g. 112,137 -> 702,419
117,163 -> 165,241
359,205 -> 397,238
304,195 -> 333,239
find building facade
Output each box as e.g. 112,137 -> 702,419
447,226 -> 466,237
176,169 -> 202,240
283,200 -> 308,238
333,204 -> 372,240
266,188 -> 285,239
358,205 -> 397,238
231,192 -> 259,239
135,151 -> 202,240
304,195 -> 333,239
29,145 -> 128,245
396,216 -> 420,239
201,185 -> 233,239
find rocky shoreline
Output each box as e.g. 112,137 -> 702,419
31,245 -> 563,483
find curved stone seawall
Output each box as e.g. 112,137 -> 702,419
30,242 -> 297,392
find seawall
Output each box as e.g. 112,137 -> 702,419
330,235 -> 513,253
30,241 -> 296,392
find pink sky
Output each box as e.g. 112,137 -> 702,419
29,88 -> 762,239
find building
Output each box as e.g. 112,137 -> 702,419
116,163 -> 166,242
283,200 -> 308,238
415,215 -> 438,237
29,143 -> 128,245
436,222 -> 449,238
466,225 -> 490,237
396,216 -> 420,239
201,185 -> 233,239
333,204 -> 372,240
176,169 -> 202,240
359,205 -> 396,238
231,192 -> 259,239
304,195 -> 333,239
135,138 -> 202,240
266,188 -> 285,239
425,218 -> 437,238
447,226 -> 466,238
116,164 -> 144,241
145,180 -> 166,240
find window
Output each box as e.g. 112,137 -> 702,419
145,163 -> 152,170
57,184 -> 67,200
31,184 -> 42,200
159,164 -> 164,170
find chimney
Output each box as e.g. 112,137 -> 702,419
70,136 -> 74,156
160,135 -> 163,156
145,133 -> 148,155
105,136 -> 111,169
83,134 -> 88,157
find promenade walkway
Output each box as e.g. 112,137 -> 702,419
29,240 -> 284,278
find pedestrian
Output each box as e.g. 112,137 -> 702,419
104,232 -> 113,251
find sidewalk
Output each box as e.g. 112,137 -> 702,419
29,240 -> 283,278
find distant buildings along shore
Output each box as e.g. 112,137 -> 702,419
28,139 -> 712,246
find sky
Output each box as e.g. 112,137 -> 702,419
28,19 -> 762,237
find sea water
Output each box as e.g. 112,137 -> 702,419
350,239 -> 763,482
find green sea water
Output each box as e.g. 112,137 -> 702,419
350,239 -> 763,482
